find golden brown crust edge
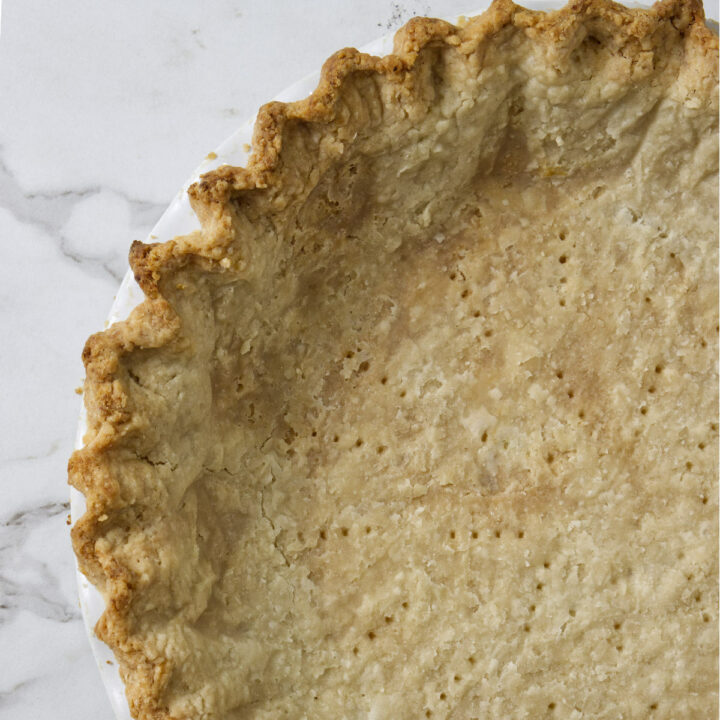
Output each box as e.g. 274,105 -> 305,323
187,0 -> 715,203
68,1 -> 718,718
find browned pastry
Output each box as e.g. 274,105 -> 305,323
69,1 -> 719,718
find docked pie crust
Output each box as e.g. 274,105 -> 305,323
69,1 -> 719,718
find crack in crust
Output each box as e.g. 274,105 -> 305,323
68,1 -> 718,718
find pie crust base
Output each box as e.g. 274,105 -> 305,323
69,1 -> 719,718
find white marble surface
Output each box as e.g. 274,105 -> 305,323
1,0 -> 717,718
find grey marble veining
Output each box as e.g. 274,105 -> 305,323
0,150 -> 165,283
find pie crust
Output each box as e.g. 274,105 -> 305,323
69,1 -> 719,718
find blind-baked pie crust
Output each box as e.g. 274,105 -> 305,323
69,1 -> 719,718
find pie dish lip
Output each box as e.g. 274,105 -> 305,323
67,1 -> 718,718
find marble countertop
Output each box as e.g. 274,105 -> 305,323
1,0 -> 717,718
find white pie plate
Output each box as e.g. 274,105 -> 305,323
70,2 -> 717,718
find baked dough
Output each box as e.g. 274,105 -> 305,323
69,1 -> 719,718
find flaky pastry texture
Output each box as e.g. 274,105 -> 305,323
69,1 -> 719,718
